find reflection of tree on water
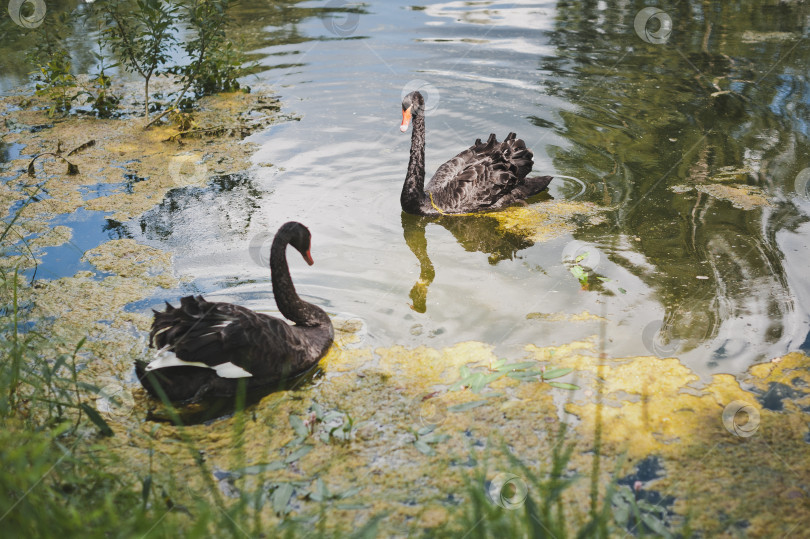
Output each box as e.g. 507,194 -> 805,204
401,212 -> 536,313
134,172 -> 263,243
546,0 -> 810,363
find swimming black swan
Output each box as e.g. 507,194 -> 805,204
399,90 -> 552,215
135,222 -> 334,403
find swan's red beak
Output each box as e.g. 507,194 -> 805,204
400,107 -> 412,133
304,249 -> 314,266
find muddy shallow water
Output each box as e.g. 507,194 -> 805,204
2,0 -> 810,535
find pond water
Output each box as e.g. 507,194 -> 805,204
4,0 -> 810,381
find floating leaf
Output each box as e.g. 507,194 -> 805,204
414,440 -> 435,456
284,435 -> 306,448
420,433 -> 450,444
613,492 -> 630,525
506,370 -> 544,380
336,486 -> 361,499
416,424 -> 437,436
289,414 -> 308,437
640,512 -> 674,539
470,372 -> 503,393
336,503 -> 368,510
285,444 -> 313,463
494,361 -> 537,372
448,400 -> 487,412
490,358 -> 508,370
542,367 -> 573,380
570,265 -> 588,285
547,381 -> 580,390
271,482 -> 294,515
317,478 -> 330,497
309,478 -> 329,502
234,462 -> 285,476
322,411 -> 345,424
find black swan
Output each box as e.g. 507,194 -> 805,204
399,90 -> 553,215
135,222 -> 334,403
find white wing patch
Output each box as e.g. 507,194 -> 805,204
212,362 -> 253,378
146,347 -> 253,378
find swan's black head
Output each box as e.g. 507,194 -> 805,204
400,91 -> 425,133
277,221 -> 314,265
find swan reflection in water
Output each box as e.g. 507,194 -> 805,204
401,211 -> 541,313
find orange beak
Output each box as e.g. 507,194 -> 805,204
400,106 -> 412,133
304,249 -> 314,266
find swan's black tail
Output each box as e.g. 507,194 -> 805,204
523,175 -> 553,196
491,175 -> 553,209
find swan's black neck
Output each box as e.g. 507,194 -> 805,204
270,237 -> 330,328
402,113 -> 439,216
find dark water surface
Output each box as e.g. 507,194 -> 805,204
4,1 -> 810,379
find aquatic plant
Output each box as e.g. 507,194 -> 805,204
148,0 -> 249,126
441,426 -> 683,538
24,11 -> 78,117
450,358 -> 579,393
102,0 -> 178,121
85,30 -> 120,118
175,0 -> 247,97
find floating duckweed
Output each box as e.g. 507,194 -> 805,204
29,225 -> 72,249
695,184 -> 770,210
546,346 -> 810,536
83,239 -> 177,288
487,201 -> 604,242
526,310 -> 605,322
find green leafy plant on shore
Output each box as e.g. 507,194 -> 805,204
102,0 -> 178,121
150,0 -> 249,126
25,11 -> 79,117
443,426 -> 685,538
31,50 -> 77,117
177,0 -> 246,97
85,30 -> 121,117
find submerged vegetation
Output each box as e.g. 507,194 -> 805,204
18,0 -> 249,121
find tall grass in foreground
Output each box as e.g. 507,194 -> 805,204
442,425 -> 688,539
0,194 -> 144,536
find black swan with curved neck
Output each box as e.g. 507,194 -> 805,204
135,222 -> 334,402
399,90 -> 552,215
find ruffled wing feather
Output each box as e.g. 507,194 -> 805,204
426,133 -> 540,213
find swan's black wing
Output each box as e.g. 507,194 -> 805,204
426,133 -> 546,213
149,295 -> 323,381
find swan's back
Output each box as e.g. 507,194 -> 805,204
426,133 -> 537,213
150,295 -> 332,382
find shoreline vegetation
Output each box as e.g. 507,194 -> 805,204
1,1 -> 809,537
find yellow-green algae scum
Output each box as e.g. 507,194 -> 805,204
2,91 -> 810,536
